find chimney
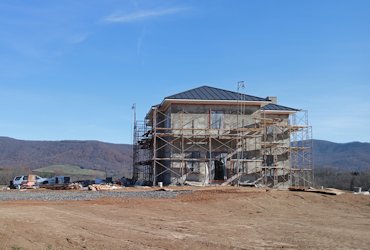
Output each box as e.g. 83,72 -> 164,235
267,96 -> 277,104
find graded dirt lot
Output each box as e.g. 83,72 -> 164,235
0,187 -> 369,250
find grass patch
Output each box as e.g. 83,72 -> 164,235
33,165 -> 105,178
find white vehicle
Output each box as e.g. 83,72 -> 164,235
12,175 -> 48,188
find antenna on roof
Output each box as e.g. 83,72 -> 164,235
237,81 -> 245,91
237,81 -> 246,102
236,81 -> 247,186
132,103 -> 136,129
131,103 -> 137,179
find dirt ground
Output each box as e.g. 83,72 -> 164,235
0,187 -> 369,250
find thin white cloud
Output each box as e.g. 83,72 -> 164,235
69,32 -> 91,44
103,7 -> 188,23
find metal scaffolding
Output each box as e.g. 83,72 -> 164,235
132,119 -> 153,184
289,110 -> 313,187
133,104 -> 313,188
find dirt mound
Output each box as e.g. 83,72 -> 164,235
0,187 -> 369,250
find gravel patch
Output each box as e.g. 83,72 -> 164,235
0,190 -> 192,201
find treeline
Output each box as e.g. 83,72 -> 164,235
2,166 -> 369,191
314,167 -> 370,191
0,167 -> 33,185
0,166 -> 129,185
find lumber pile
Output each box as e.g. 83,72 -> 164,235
88,184 -> 123,191
41,183 -> 82,190
67,183 -> 83,190
306,188 -> 345,195
288,187 -> 307,192
289,187 -> 345,195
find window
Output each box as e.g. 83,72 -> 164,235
264,155 -> 274,166
211,111 -> 223,129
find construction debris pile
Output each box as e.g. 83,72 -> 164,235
88,184 -> 123,191
288,187 -> 345,195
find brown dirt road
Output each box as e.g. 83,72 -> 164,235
0,187 -> 369,250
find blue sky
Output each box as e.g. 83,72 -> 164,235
0,0 -> 369,144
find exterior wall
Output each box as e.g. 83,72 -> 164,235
263,113 -> 291,171
151,103 -> 293,185
170,104 -> 259,135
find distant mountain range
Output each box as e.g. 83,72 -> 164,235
0,137 -> 369,178
313,139 -> 370,171
312,140 -> 370,190
0,137 -> 132,177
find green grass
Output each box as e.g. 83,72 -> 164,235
33,164 -> 105,178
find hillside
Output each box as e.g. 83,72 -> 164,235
313,139 -> 370,171
0,137 -> 369,189
0,137 -> 132,178
33,165 -> 106,180
312,140 -> 370,190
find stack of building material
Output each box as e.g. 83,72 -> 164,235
289,187 -> 345,195
306,188 -> 345,195
66,183 -> 83,190
22,174 -> 37,188
88,184 -> 123,191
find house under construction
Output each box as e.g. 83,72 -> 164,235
133,85 -> 313,188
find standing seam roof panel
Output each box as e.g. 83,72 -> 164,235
217,87 -> 231,100
260,103 -> 299,111
204,87 -> 218,100
198,88 -> 209,99
165,85 -> 268,101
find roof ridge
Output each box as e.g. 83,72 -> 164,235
261,103 -> 299,111
165,85 -> 268,101
164,85 -> 204,99
202,85 -> 268,100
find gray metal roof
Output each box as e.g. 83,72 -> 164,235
165,85 -> 268,102
260,103 -> 299,112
